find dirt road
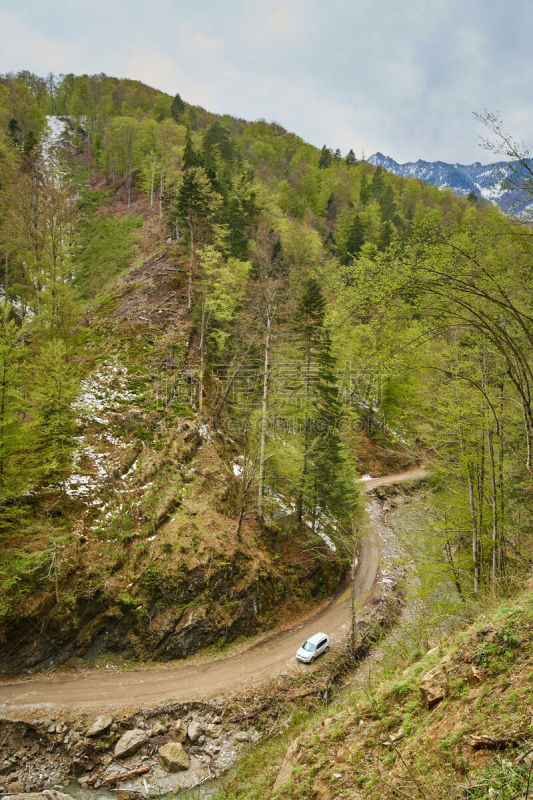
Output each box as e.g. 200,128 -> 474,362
0,467 -> 428,714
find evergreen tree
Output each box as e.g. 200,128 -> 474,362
370,166 -> 385,200
379,183 -> 397,222
308,329 -> 357,529
203,121 -> 234,165
359,173 -> 370,205
334,148 -> 342,161
346,148 -> 357,166
8,118 -> 21,144
33,339 -> 78,489
0,304 -> 31,527
170,92 -> 185,121
318,145 -> 332,169
225,170 -> 259,259
378,220 -> 394,250
174,166 -> 222,309
182,127 -> 199,170
344,214 -> 365,261
294,279 -> 326,521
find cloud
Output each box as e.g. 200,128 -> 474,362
126,50 -> 184,96
0,9 -> 77,73
190,36 -> 221,55
1,0 -> 532,163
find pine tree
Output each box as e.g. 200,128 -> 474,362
294,279 -> 326,520
370,166 -> 385,200
0,304 -> 31,527
171,93 -> 185,121
175,166 -> 222,309
334,148 -> 342,161
379,183 -> 397,222
378,220 -> 394,250
182,127 -> 198,170
33,339 -> 78,490
359,173 -> 370,205
225,170 -> 258,259
318,145 -> 332,169
346,148 -> 357,166
309,329 -> 356,528
344,214 -> 365,262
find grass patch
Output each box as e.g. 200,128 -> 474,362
75,214 -> 143,298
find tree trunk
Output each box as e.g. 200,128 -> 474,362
297,335 -> 311,524
198,298 -> 206,411
467,465 -> 480,594
487,427 -> 499,584
257,313 -> 271,519
127,140 -> 132,209
150,150 -> 156,209
523,397 -> 531,472
187,215 -> 194,311
498,385 -> 505,575
159,154 -> 165,222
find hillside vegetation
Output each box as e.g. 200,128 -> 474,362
0,71 -> 531,674
211,585 -> 533,800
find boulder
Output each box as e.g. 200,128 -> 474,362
205,724 -> 221,738
151,721 -> 167,736
86,715 -> 113,738
420,664 -> 448,708
273,738 -> 301,791
114,729 -> 149,759
187,721 -> 203,743
158,742 -> 190,773
172,720 -> 187,743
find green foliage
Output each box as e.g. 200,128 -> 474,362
75,214 -> 143,296
0,70 -> 531,673
346,148 -> 357,166
466,759 -> 532,799
32,339 -> 79,487
318,145 -> 332,169
171,92 -> 185,121
182,126 -> 199,169
198,245 -> 252,356
0,304 -> 31,523
474,628 -> 520,672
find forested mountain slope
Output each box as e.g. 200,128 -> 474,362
0,71 -> 531,674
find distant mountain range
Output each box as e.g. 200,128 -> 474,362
367,152 -> 533,216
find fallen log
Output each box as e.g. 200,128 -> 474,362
465,732 -> 527,750
102,765 -> 151,783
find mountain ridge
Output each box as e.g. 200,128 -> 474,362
368,150 -> 533,215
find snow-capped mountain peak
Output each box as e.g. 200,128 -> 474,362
367,152 -> 532,216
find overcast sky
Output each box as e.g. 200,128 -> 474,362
1,0 -> 531,163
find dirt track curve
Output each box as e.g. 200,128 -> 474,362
0,467 -> 428,714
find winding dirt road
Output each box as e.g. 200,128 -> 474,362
0,467 -> 428,714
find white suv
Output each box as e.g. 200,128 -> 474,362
296,632 -> 330,663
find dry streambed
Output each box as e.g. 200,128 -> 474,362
0,704 -> 259,797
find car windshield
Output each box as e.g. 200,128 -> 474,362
302,640 -> 316,651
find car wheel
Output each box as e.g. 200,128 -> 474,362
325,646 -> 330,653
